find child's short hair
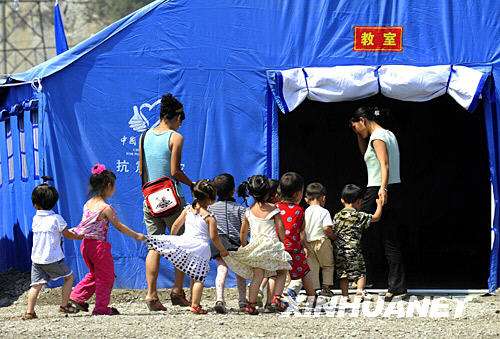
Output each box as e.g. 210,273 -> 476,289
278,172 -> 304,201
341,184 -> 364,204
32,184 -> 59,210
192,179 -> 217,207
267,178 -> 279,202
305,182 -> 326,200
238,175 -> 269,203
213,173 -> 235,201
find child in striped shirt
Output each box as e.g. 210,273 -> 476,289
208,174 -> 247,313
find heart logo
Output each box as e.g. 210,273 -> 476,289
128,99 -> 161,132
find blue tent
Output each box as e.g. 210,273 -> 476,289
1,0 -> 499,291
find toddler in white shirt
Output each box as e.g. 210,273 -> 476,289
22,181 -> 82,320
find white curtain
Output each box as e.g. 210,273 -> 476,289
269,65 -> 488,113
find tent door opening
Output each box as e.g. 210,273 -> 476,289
278,95 -> 491,288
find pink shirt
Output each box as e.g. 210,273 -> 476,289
74,206 -> 111,241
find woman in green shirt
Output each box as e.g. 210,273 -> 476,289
350,106 -> 407,301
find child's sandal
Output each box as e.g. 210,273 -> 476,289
243,302 -> 259,315
59,304 -> 79,314
70,299 -> 89,312
238,300 -> 248,312
262,303 -> 276,313
21,312 -> 37,320
271,295 -> 288,312
213,301 -> 227,314
190,305 -> 208,315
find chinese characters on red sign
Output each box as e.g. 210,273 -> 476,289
354,26 -> 403,52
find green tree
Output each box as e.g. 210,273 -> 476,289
83,0 -> 153,25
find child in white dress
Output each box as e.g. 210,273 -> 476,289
146,180 -> 229,314
224,175 -> 291,315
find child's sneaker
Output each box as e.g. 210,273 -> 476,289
355,290 -> 374,302
305,295 -> 327,309
320,287 -> 334,297
214,301 -> 227,314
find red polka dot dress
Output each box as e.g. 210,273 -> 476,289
276,202 -> 310,280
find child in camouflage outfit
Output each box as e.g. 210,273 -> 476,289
333,184 -> 383,301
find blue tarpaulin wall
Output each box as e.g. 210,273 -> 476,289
1,0 -> 499,290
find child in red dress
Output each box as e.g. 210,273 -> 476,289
276,172 -> 322,308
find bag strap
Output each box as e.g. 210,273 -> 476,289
139,131 -> 149,186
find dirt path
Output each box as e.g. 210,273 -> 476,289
1,271 -> 499,338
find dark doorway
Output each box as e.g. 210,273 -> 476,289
278,95 -> 491,288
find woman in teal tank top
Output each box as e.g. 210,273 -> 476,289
140,93 -> 195,311
350,106 -> 407,302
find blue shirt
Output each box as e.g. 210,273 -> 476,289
143,129 -> 174,182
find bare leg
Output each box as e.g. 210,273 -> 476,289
189,278 -> 195,300
26,284 -> 43,314
236,275 -> 247,304
267,277 -> 275,303
145,250 -> 160,301
215,258 -> 228,302
259,277 -> 268,293
172,269 -> 186,294
356,275 -> 366,292
61,274 -> 74,307
248,268 -> 264,303
271,270 -> 287,297
191,281 -> 204,307
340,278 -> 349,297
301,272 -> 316,297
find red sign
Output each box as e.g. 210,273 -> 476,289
354,26 -> 403,52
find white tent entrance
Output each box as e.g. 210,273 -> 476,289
268,65 -> 491,288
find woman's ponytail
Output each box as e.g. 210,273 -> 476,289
351,106 -> 391,127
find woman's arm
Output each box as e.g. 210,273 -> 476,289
207,216 -> 229,257
170,133 -> 194,188
103,207 -> 145,241
356,134 -> 369,155
170,208 -> 187,235
373,139 -> 389,205
240,216 -> 249,247
274,214 -> 286,242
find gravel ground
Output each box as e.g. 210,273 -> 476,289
0,270 -> 499,338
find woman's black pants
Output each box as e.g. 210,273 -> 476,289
361,184 -> 407,294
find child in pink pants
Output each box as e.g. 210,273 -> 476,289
70,164 -> 145,315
